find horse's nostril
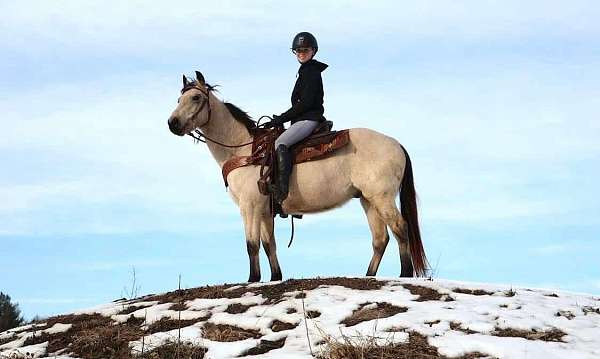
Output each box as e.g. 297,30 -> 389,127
169,117 -> 179,129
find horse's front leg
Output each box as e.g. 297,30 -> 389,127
260,215 -> 282,281
240,201 -> 269,282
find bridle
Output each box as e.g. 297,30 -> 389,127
181,84 -> 260,148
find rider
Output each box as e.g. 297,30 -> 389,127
265,31 -> 329,204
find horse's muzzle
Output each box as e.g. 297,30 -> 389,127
168,117 -> 185,136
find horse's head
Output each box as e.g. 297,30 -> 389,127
168,71 -> 211,136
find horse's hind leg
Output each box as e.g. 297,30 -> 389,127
371,195 -> 414,277
260,216 -> 282,281
360,197 -> 390,276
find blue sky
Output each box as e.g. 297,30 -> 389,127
1,1 -> 599,320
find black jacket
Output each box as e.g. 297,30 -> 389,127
280,59 -> 328,124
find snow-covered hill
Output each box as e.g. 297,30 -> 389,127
1,277 -> 599,358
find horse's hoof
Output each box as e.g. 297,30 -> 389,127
270,272 -> 282,282
248,275 -> 261,282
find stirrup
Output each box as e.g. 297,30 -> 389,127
272,201 -> 288,218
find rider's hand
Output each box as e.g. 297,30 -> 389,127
271,114 -> 284,125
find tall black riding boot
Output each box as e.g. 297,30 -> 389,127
275,144 -> 292,204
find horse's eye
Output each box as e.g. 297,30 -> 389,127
192,95 -> 200,101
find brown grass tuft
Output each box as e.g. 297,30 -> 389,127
137,340 -> 207,359
318,330 -> 490,359
224,303 -> 253,314
341,302 -> 408,327
453,288 -> 495,296
70,323 -> 143,359
239,337 -> 287,356
402,284 -> 454,302
449,321 -> 478,334
270,320 -> 298,332
201,323 -> 261,342
492,327 -> 566,342
146,318 -> 199,335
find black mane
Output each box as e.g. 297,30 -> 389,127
224,102 -> 257,134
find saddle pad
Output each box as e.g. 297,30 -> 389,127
221,129 -> 350,187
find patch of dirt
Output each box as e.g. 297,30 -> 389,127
146,318 -> 200,334
492,327 -> 566,342
138,341 -> 207,359
449,321 -> 478,334
545,293 -> 559,298
319,330 -> 492,359
169,303 -> 189,311
341,302 -> 407,327
504,289 -> 517,297
225,303 -> 254,314
239,337 -> 286,356
402,284 -> 454,302
146,277 -> 386,305
270,320 -> 299,332
286,307 -> 297,314
453,288 -> 495,296
306,310 -> 321,319
201,323 -> 261,342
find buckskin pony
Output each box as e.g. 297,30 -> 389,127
167,71 -> 428,282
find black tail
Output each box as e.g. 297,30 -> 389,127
400,146 -> 428,277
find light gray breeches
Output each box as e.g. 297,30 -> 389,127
275,120 -> 320,148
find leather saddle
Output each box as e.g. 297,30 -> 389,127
222,121 -> 350,193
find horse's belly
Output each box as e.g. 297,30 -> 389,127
282,153 -> 356,214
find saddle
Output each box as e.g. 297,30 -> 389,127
221,121 -> 350,194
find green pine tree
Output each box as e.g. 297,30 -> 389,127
0,292 -> 24,332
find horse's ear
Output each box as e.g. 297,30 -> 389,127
182,74 -> 189,87
195,71 -> 206,85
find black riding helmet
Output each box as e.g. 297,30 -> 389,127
291,32 -> 318,54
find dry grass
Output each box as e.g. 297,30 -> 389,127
168,303 -> 189,312
453,288 -> 495,296
224,303 -> 253,314
137,340 -> 207,359
307,310 -> 321,319
270,320 -> 299,332
239,337 -> 287,356
201,323 -> 261,342
318,330 -> 491,359
341,302 -> 408,327
402,284 -> 454,302
146,318 -> 200,335
70,324 -> 143,359
449,322 -> 478,334
492,327 -> 566,342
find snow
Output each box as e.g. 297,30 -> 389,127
2,277 -> 600,358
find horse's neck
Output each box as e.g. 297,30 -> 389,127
202,94 -> 253,167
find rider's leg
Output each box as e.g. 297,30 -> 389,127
273,120 -> 319,203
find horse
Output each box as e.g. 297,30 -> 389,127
167,71 -> 428,282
